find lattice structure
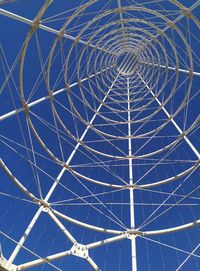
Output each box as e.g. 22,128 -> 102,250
0,1 -> 200,270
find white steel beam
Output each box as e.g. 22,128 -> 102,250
86,257 -> 101,271
17,250 -> 71,270
138,73 -> 200,160
146,1 -> 200,44
6,75 -> 119,266
44,74 -> 119,201
52,208 -> 123,235
0,67 -> 113,122
127,77 -> 137,271
140,62 -> 200,77
0,8 -> 113,55
86,234 -> 128,249
143,217 -> 200,236
48,209 -> 77,244
117,0 -> 126,44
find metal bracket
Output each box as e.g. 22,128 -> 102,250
0,254 -> 17,271
70,243 -> 89,259
181,7 -> 192,18
126,233 -> 135,240
38,199 -> 51,213
126,229 -> 143,239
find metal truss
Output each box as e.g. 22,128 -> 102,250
1,1 -> 200,271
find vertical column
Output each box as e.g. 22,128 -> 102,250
127,77 -> 137,271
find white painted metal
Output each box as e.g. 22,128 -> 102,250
6,207 -> 44,268
70,243 -> 88,259
143,218 -> 200,236
86,234 -> 128,249
52,208 -> 123,235
117,0 -> 126,41
0,67 -> 113,122
47,210 -> 77,244
86,257 -> 101,271
44,74 -> 119,201
138,73 -> 200,160
141,62 -> 200,77
0,8 -> 113,55
147,0 -> 200,43
127,77 -> 137,271
17,250 -> 71,270
1,1 -> 200,270
5,75 -> 119,267
0,253 -> 17,271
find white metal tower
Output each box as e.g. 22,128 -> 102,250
0,1 -> 200,270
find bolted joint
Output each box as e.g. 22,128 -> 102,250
87,75 -> 91,81
181,8 -> 192,18
189,68 -> 194,78
158,29 -> 164,36
87,123 -> 93,128
29,19 -> 40,35
175,66 -> 179,74
0,253 -> 17,271
164,64 -> 168,70
22,102 -> 29,117
70,243 -> 89,259
57,29 -> 65,40
74,36 -> 81,45
167,21 -> 174,28
178,132 -> 186,140
62,162 -> 70,170
48,91 -> 53,101
65,83 -> 71,91
181,132 -> 186,138
39,199 -> 50,208
116,7 -> 123,14
124,184 -> 138,190
77,139 -> 83,145
127,229 -> 143,238
39,200 -> 50,213
85,42 -> 91,48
